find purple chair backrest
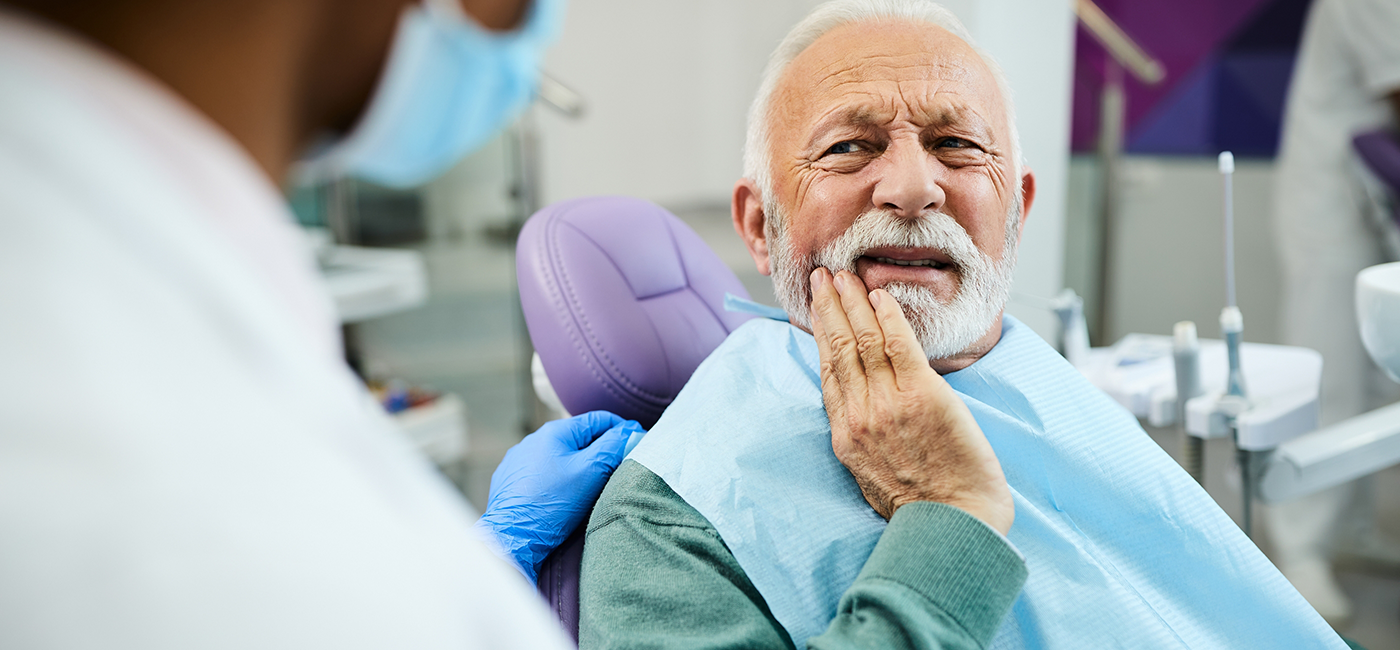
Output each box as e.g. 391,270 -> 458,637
516,196 -> 755,640
1354,130 -> 1400,227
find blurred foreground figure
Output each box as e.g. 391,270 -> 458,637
0,0 -> 634,647
1272,0 -> 1400,627
0,0 -> 1036,647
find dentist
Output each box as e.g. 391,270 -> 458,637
0,0 -> 634,647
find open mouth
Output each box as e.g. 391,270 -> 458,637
858,246 -> 957,271
852,247 -> 960,294
866,256 -> 953,270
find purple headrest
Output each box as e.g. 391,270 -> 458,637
516,196 -> 755,428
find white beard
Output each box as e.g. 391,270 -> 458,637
768,206 -> 1018,360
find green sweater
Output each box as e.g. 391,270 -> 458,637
579,459 -> 1028,649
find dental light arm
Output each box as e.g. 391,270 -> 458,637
1259,402 -> 1400,503
1262,261 -> 1400,503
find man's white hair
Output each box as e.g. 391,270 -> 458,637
741,0 -> 1023,206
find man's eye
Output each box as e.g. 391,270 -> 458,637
935,137 -> 976,149
823,141 -> 863,156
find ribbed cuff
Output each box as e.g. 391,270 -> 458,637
858,502 -> 1027,643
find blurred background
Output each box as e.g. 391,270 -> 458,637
285,0 -> 1399,644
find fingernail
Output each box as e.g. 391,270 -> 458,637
869,289 -> 882,308
810,268 -> 824,289
833,272 -> 847,293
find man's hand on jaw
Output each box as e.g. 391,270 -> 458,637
809,268 -> 1014,535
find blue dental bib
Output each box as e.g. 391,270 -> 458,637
629,316 -> 1343,649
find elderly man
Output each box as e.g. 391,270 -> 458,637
579,1 -> 1347,649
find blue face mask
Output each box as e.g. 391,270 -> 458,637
301,0 -> 564,188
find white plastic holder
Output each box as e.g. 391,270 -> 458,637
1183,393 -> 1236,440
1083,336 -> 1322,429
1185,389 -> 1320,451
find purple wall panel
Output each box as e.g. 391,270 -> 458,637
1071,0 -> 1310,156
1123,63 -> 1217,154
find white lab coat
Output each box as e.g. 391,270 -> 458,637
0,10 -> 572,650
1268,0 -> 1400,620
1274,0 -> 1400,424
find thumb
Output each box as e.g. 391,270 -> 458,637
559,410 -> 626,450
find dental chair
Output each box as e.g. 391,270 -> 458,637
515,196 -> 755,640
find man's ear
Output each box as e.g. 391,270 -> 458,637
732,178 -> 772,276
1016,168 -> 1037,239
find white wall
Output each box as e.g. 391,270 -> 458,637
942,0 -> 1076,340
1096,156 -> 1285,345
536,0 -> 818,206
537,0 -> 1075,340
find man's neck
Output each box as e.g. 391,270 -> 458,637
928,313 -> 1004,375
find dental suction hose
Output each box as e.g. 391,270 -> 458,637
1173,321 -> 1204,484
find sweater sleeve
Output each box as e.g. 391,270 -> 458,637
579,460 -> 1027,650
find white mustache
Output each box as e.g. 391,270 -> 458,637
768,205 -> 1014,359
813,209 -> 987,276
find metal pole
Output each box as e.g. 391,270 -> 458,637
1093,61 -> 1125,344
1173,321 -> 1204,484
509,76 -> 586,434
1074,0 -> 1164,345
511,110 -> 547,436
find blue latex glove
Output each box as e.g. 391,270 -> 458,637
473,411 -> 644,583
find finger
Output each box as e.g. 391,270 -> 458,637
806,306 -> 845,409
560,411 -> 626,450
810,297 -> 850,419
810,294 -> 830,363
868,288 -> 935,385
809,267 -> 868,399
832,270 -> 895,386
583,422 -> 635,478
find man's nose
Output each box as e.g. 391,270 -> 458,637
871,145 -> 946,218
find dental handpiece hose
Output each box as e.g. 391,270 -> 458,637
1173,321 -> 1204,484
1222,152 -> 1238,310
1218,151 -> 1256,536
1222,307 -> 1246,400
1222,306 -> 1253,537
1218,153 -> 1247,401
1218,153 -> 1245,397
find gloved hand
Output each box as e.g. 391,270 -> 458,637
473,411 -> 644,583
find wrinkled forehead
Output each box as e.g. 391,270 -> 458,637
771,19 -> 1008,144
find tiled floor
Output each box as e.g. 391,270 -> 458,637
355,204 -> 1400,648
1333,469 -> 1400,649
